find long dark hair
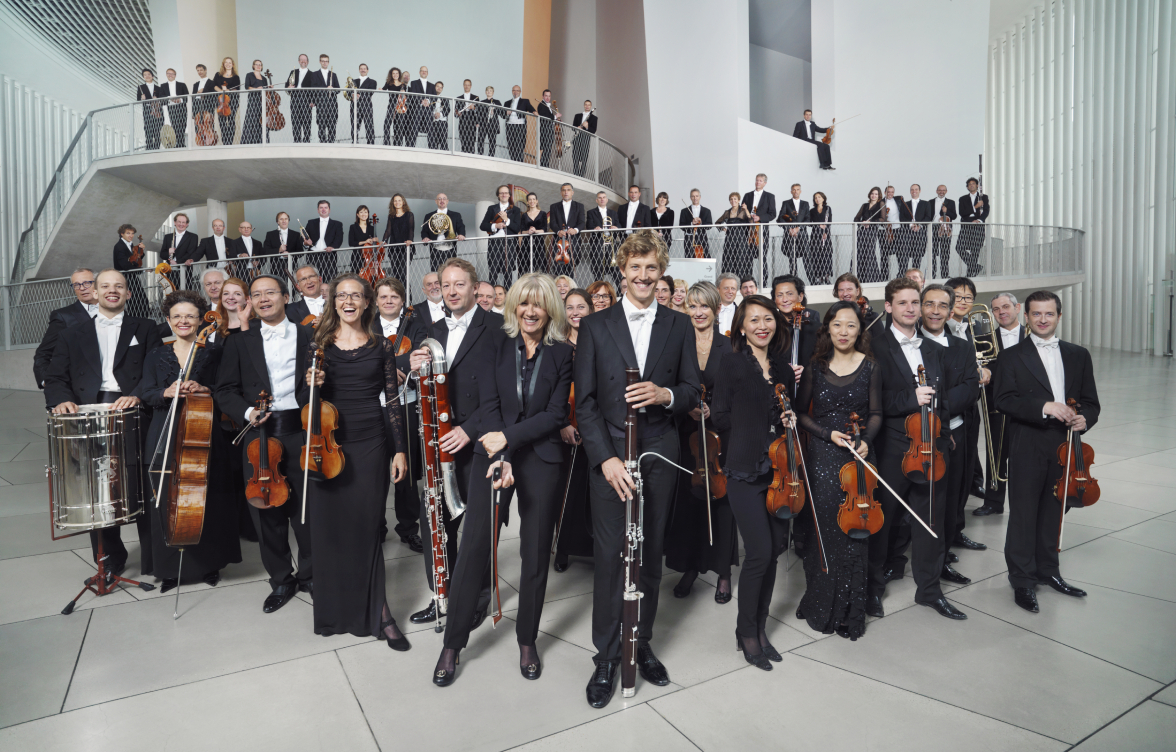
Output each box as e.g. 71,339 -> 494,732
729,294 -> 790,355
811,301 -> 873,371
314,273 -> 377,350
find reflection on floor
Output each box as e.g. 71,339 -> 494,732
2,348 -> 1175,751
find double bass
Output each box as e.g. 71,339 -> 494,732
1054,398 -> 1099,550
837,413 -> 883,538
765,384 -> 804,519
689,385 -> 724,544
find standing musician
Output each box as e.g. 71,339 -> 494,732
806,192 -> 834,284
678,189 -> 713,259
619,184 -> 653,237
956,178 -> 989,277
553,288 -> 594,572
303,274 -> 410,646
263,212 -> 298,279
975,292 -> 1025,517
140,290 -> 241,591
994,291 -> 1098,613
666,282 -> 738,605
303,54 -> 340,144
196,218 -> 227,270
406,258 -> 507,626
502,85 -> 534,162
795,302 -> 881,640
349,63 -> 377,145
776,184 -> 809,277
792,109 -> 833,169
413,271 -> 447,328
584,192 -> 619,284
163,213 -> 200,289
287,54 -> 313,143
476,85 -> 502,157
407,66 -> 437,146
191,64 -> 216,142
454,79 -> 479,154
347,204 -> 378,276
571,100 -> 597,177
303,200 -> 344,280
716,274 -> 739,336
229,221 -> 263,281
742,173 -> 777,285
573,230 -> 700,708
537,89 -> 560,168
772,275 -> 820,372
425,81 -> 450,150
211,58 -> 241,145
214,274 -> 314,613
432,274 -> 573,686
945,276 -> 990,545
835,273 -> 881,330
138,68 -> 162,151
35,268 -> 97,389
382,194 -> 416,283
158,68 -> 189,148
421,193 -> 467,271
930,185 -> 957,279
547,183 -> 585,277
45,269 -> 162,576
880,186 -> 910,280
866,276 -> 966,620
480,185 -> 523,287
380,67 -> 407,147
286,265 -> 328,326
905,185 -> 933,271
112,224 -> 149,318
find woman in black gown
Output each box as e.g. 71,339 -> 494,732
381,68 -> 406,146
241,59 -> 266,144
807,192 -> 833,285
716,192 -> 752,278
653,191 -> 675,246
795,302 -> 881,640
211,57 -> 240,145
853,187 -> 884,283
304,273 -> 410,648
553,289 -> 592,571
348,204 -> 377,275
518,192 -> 547,275
382,194 -> 414,282
666,281 -> 738,603
141,290 -> 242,591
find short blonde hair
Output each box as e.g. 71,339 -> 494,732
502,273 -> 567,345
554,274 -> 574,288
613,229 -> 669,272
686,280 -> 721,316
439,257 -> 478,285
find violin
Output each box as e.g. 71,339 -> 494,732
389,306 -> 415,356
821,117 -> 836,145
789,302 -> 805,394
358,213 -> 385,286
554,218 -> 572,266
765,383 -> 805,519
300,313 -> 318,327
902,364 -> 945,485
300,347 -> 344,481
128,234 -> 146,267
245,392 -> 290,509
689,385 -> 727,501
837,413 -> 883,538
856,296 -> 872,319
263,70 -> 286,131
1054,397 -> 1100,512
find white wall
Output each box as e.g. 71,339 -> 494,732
749,44 -> 811,135
596,0 -> 652,196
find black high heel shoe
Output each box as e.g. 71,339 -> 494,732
519,645 -> 542,680
381,618 -> 411,652
433,650 -> 460,687
736,632 -> 772,671
714,576 -> 732,604
760,640 -> 783,662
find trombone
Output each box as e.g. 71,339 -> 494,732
966,303 -> 1007,488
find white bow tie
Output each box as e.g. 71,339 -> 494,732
96,314 -> 122,329
261,324 -> 287,341
1035,339 -> 1059,351
899,336 -> 922,348
446,315 -> 470,332
629,308 -> 655,323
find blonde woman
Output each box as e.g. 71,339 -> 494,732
671,278 -> 688,312
433,273 -> 574,686
554,274 -> 574,300
211,56 -> 240,144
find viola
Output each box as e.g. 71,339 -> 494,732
245,392 -> 290,509
195,110 -> 218,146
837,413 -> 883,538
263,69 -> 286,131
300,313 -> 318,327
856,296 -> 871,320
128,234 -> 146,267
300,348 -> 345,481
689,385 -> 727,502
554,227 -> 572,266
765,384 -> 805,519
1054,397 -> 1100,511
902,364 -> 945,485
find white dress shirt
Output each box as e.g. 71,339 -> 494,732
507,97 -> 523,124
597,205 -> 608,225
891,324 -> 925,375
170,229 -> 185,260
159,81 -> 173,125
1000,325 -> 1022,350
620,296 -> 673,410
85,303 -> 98,317
625,200 -> 639,229
561,200 -> 572,226
690,204 -> 700,219
750,189 -> 764,213
196,76 -> 210,91
314,217 -> 330,251
444,307 -> 473,362
967,192 -> 981,217
805,120 -> 813,139
788,197 -> 803,219
246,318 -> 298,421
427,299 -> 446,321
1031,333 -> 1066,405
920,326 -> 964,429
95,312 -> 124,392
718,302 -> 736,335
278,228 -> 289,248
304,295 -> 325,317
240,236 -> 254,255
884,198 -> 900,226
492,306 -> 504,314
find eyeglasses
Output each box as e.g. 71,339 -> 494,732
591,294 -> 611,301
335,292 -> 365,303
956,295 -> 975,304
169,314 -> 201,323
71,281 -> 94,290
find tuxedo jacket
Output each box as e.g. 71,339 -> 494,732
43,315 -> 162,407
871,324 -> 952,458
585,206 -> 618,232
923,329 -> 981,421
890,197 -> 913,223
678,206 -> 713,228
34,301 -> 94,388
113,239 -> 141,271
214,323 -> 312,425
411,300 -> 447,329
408,80 -> 437,96
137,83 -> 161,107
305,217 -> 344,248
477,98 -> 502,129
229,236 -> 263,258
792,120 -> 828,142
372,310 -> 429,375
994,338 -> 1099,455
475,336 -> 574,464
548,201 -> 586,233
537,101 -> 556,123
572,112 -> 597,133
286,68 -> 312,91
158,82 -> 189,117
303,69 -> 340,110
421,210 -> 465,241
933,198 -> 958,223
741,191 -> 777,233
285,297 -> 324,326
479,204 -> 522,237
162,231 -> 199,263
573,302 -> 700,468
195,235 -> 225,263
426,305 -> 507,440
776,199 -> 810,230
502,98 -> 534,120
263,228 -> 298,254
454,93 -> 479,122
985,325 -> 1027,411
617,202 -> 653,231
911,199 -> 934,223
959,193 -> 990,223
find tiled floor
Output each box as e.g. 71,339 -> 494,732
1,351 -> 1175,751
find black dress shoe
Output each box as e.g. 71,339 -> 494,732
520,661 -> 542,680
1014,587 -> 1039,612
882,567 -> 901,583
1041,575 -> 1087,597
553,553 -> 569,572
433,653 -> 459,687
941,564 -> 972,585
866,594 -> 884,618
410,601 -> 438,624
263,585 -> 296,613
399,534 -> 424,554
973,504 -> 1003,517
954,533 -> 987,551
203,570 -> 221,587
946,551 -> 959,563
586,662 -> 617,708
160,578 -> 178,594
919,596 -> 967,620
636,644 -> 670,686
761,641 -> 783,663
297,581 -> 313,599
381,620 -> 411,652
970,482 -> 986,499
736,634 -> 772,671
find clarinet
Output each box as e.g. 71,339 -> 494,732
620,366 -> 643,698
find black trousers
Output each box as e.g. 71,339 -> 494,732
943,424 -> 968,557
855,227 -> 883,283
486,238 -> 513,287
429,245 -> 456,272
457,115 -> 477,153
931,227 -> 953,277
904,227 -> 928,269
478,125 -> 499,157
350,102 -> 375,144
217,103 -> 238,146
241,428 -> 313,589
573,132 -> 591,177
444,447 -> 561,650
427,122 -> 448,150
167,106 -> 187,147
727,474 -> 788,639
782,231 -> 806,276
815,140 -> 832,167
869,444 -> 947,604
983,412 -> 1011,511
956,224 -> 986,272
968,403 -> 984,500
316,103 -> 338,143
506,123 -> 526,161
879,228 -> 901,279
144,112 -> 163,150
540,125 -> 554,167
1005,428 -> 1066,589
292,94 -> 312,143
589,430 -> 677,664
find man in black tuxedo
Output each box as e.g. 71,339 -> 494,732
574,230 -> 700,708
214,274 -> 314,613
792,109 -> 833,169
678,189 -> 713,258
548,182 -> 586,278
571,100 -> 598,177
976,292 -> 1026,517
229,221 -> 264,282
742,174 -> 777,286
158,68 -> 189,148
956,178 -> 989,276
349,63 -> 378,144
302,54 -> 340,144
406,258 -> 507,626
45,269 -> 162,577
162,212 -> 199,288
867,276 -> 967,621
618,184 -> 652,236
880,186 -> 911,278
502,85 -> 534,162
454,79 -> 479,154
421,193 -> 466,271
284,264 -> 327,325
537,89 -> 560,168
408,66 -> 437,146
262,211 -> 298,278
112,224 -> 150,318
776,183 -> 809,277
930,184 -> 957,278
480,185 -> 523,287
287,54 -> 313,143
585,191 -> 620,284
476,85 -> 501,156
413,271 -> 447,327
137,69 -> 162,150
905,184 -> 933,270
994,290 -> 1099,613
303,200 -> 344,280
34,268 -> 97,388
191,64 -> 215,125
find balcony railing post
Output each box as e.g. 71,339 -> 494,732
593,135 -> 599,183
3,285 -> 10,351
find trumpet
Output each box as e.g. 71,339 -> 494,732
966,304 -> 1007,487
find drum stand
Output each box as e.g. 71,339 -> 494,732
61,533 -> 155,615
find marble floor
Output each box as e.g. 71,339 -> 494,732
1,348 -> 1174,751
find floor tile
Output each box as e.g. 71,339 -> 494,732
0,652 -> 378,752
1097,459 -> 1176,488
1061,501 -> 1160,533
11,443 -> 47,462
0,445 -> 29,463
793,603 -> 1160,743
1064,537 -> 1176,603
1070,700 -> 1176,752
77,540 -> 269,602
651,654 -> 1066,752
1155,683 -> 1176,707
0,460 -> 54,486
1110,519 -> 1176,556
0,482 -> 48,518
0,614 -> 88,729
1088,478 -> 1176,515
509,704 -> 698,752
0,513 -> 98,560
0,551 -> 137,625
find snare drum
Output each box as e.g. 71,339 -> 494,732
47,404 -> 142,537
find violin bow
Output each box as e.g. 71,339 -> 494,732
698,390 -> 714,546
842,443 -> 937,538
1057,423 -> 1076,551
301,348 -> 320,526
787,415 -> 828,573
151,335 -> 204,508
490,458 -> 503,626
551,443 -> 577,555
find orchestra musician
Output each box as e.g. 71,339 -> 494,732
425,81 -> 450,150
905,184 -> 933,271
772,275 -> 820,372
945,277 -> 990,547
303,54 -> 340,144
454,79 -> 479,154
407,66 -> 437,146
573,230 -> 700,708
348,205 -> 377,276
34,268 -> 97,389
196,218 -> 227,270
241,59 -> 267,145
262,212 -> 298,278
956,178 -> 989,277
476,282 -> 496,312
716,193 -> 752,279
303,200 -> 344,280
382,194 -> 415,283
792,109 -> 833,169
716,274 -> 739,336
285,265 -> 327,326
548,184 -> 588,270
211,57 -> 240,145
191,64 -> 216,140
619,185 -> 653,237
162,213 -> 200,289
480,185 -> 523,287
421,193 -> 467,271
214,274 -> 314,614
584,192 -> 619,284
852,187 -> 885,284
834,273 -> 880,330
975,292 -> 1025,517
158,68 -> 189,148
44,269 -> 162,578
201,268 -> 224,311
380,67 -> 408,147
413,271 -> 447,328
740,277 -> 757,298
741,174 -> 777,285
537,89 -> 560,168
349,64 -> 377,145
137,68 -> 162,151
904,268 -> 926,290
112,224 -> 149,318
776,184 -> 809,277
432,273 -> 573,686
652,193 -> 675,246
303,273 -> 410,646
807,191 -> 833,284
229,221 -> 263,281
994,290 -> 1099,613
571,100 -> 597,177
930,185 -> 957,279
288,54 -> 313,143
502,85 -> 534,162
880,186 -> 911,280
476,86 -> 502,157
678,189 -> 713,259
519,192 -> 549,276
553,288 -> 593,572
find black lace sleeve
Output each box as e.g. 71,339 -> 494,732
379,338 -> 406,456
864,360 -> 883,452
795,366 -> 832,443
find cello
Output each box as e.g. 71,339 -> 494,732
245,392 -> 290,509
263,69 -> 286,131
358,213 -> 385,285
765,383 -> 804,519
837,413 -> 883,539
1054,397 -> 1099,550
689,385 -> 725,544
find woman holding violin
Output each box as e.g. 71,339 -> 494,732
666,282 -> 738,604
141,291 -> 242,591
348,204 -> 378,276
710,295 -> 803,670
553,288 -> 593,571
303,273 -> 409,646
807,192 -> 833,285
793,301 -> 881,640
211,57 -> 241,145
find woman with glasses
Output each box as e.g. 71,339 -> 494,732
586,280 -> 615,312
553,288 -> 594,571
303,273 -> 411,649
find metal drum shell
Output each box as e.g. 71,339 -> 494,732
47,404 -> 141,534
